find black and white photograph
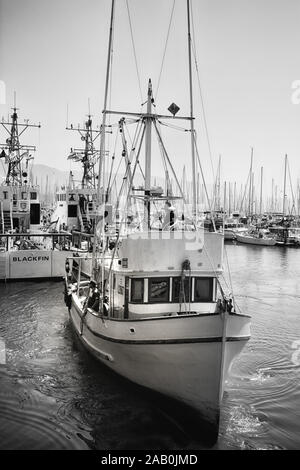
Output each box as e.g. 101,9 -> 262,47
0,0 -> 299,453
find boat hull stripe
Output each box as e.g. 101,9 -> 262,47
78,319 -> 250,345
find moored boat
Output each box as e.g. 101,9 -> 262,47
64,0 -> 251,443
236,231 -> 276,246
66,229 -> 250,439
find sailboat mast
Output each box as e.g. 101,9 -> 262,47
187,0 -> 197,217
248,147 -> 253,217
144,79 -> 153,230
233,181 -> 236,212
259,166 -> 263,215
98,0 -> 115,203
283,154 -> 287,216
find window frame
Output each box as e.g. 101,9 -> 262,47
130,278 -> 144,303
68,204 -> 77,218
148,277 -> 170,304
193,277 -> 214,303
172,276 -> 192,303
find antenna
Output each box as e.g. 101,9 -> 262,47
0,102 -> 41,185
66,103 -> 69,128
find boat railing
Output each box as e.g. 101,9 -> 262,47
0,232 -> 73,252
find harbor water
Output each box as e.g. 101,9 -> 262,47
0,243 -> 300,450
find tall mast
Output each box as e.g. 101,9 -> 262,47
144,79 -> 153,229
259,166 -> 263,215
251,171 -> 255,215
98,0 -> 115,203
214,155 -> 221,211
283,154 -> 287,216
92,0 -> 115,279
233,181 -> 236,212
187,0 -> 197,217
271,177 -> 274,213
248,147 -> 253,217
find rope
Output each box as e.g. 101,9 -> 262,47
114,122 -> 145,218
224,244 -> 240,312
192,131 -> 216,231
124,121 -> 145,180
153,120 -> 185,201
107,127 -> 146,278
125,0 -> 143,103
190,0 -> 215,181
106,129 -> 119,197
287,158 -> 296,215
156,121 -> 172,195
158,119 -> 189,132
155,0 -> 176,101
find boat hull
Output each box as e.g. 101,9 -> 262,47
236,234 -> 276,246
68,292 -> 250,441
0,249 -> 70,280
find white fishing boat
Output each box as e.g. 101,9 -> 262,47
0,231 -> 72,281
51,114 -> 104,233
0,105 -> 95,281
0,102 -> 42,233
236,231 -> 276,246
64,0 -> 251,442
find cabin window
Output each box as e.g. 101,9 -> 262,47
172,277 -> 192,303
3,191 -> 8,199
68,205 -> 77,218
131,278 -> 144,302
21,192 -> 27,199
194,277 -> 213,302
148,278 -> 169,303
30,192 -> 37,200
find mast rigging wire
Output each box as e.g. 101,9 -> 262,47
192,131 -> 216,231
155,0 -> 176,101
190,0 -> 215,184
125,0 -> 144,104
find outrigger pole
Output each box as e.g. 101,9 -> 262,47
97,0 -> 115,203
93,0 -> 115,278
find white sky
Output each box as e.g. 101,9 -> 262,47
1,0 -> 300,200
